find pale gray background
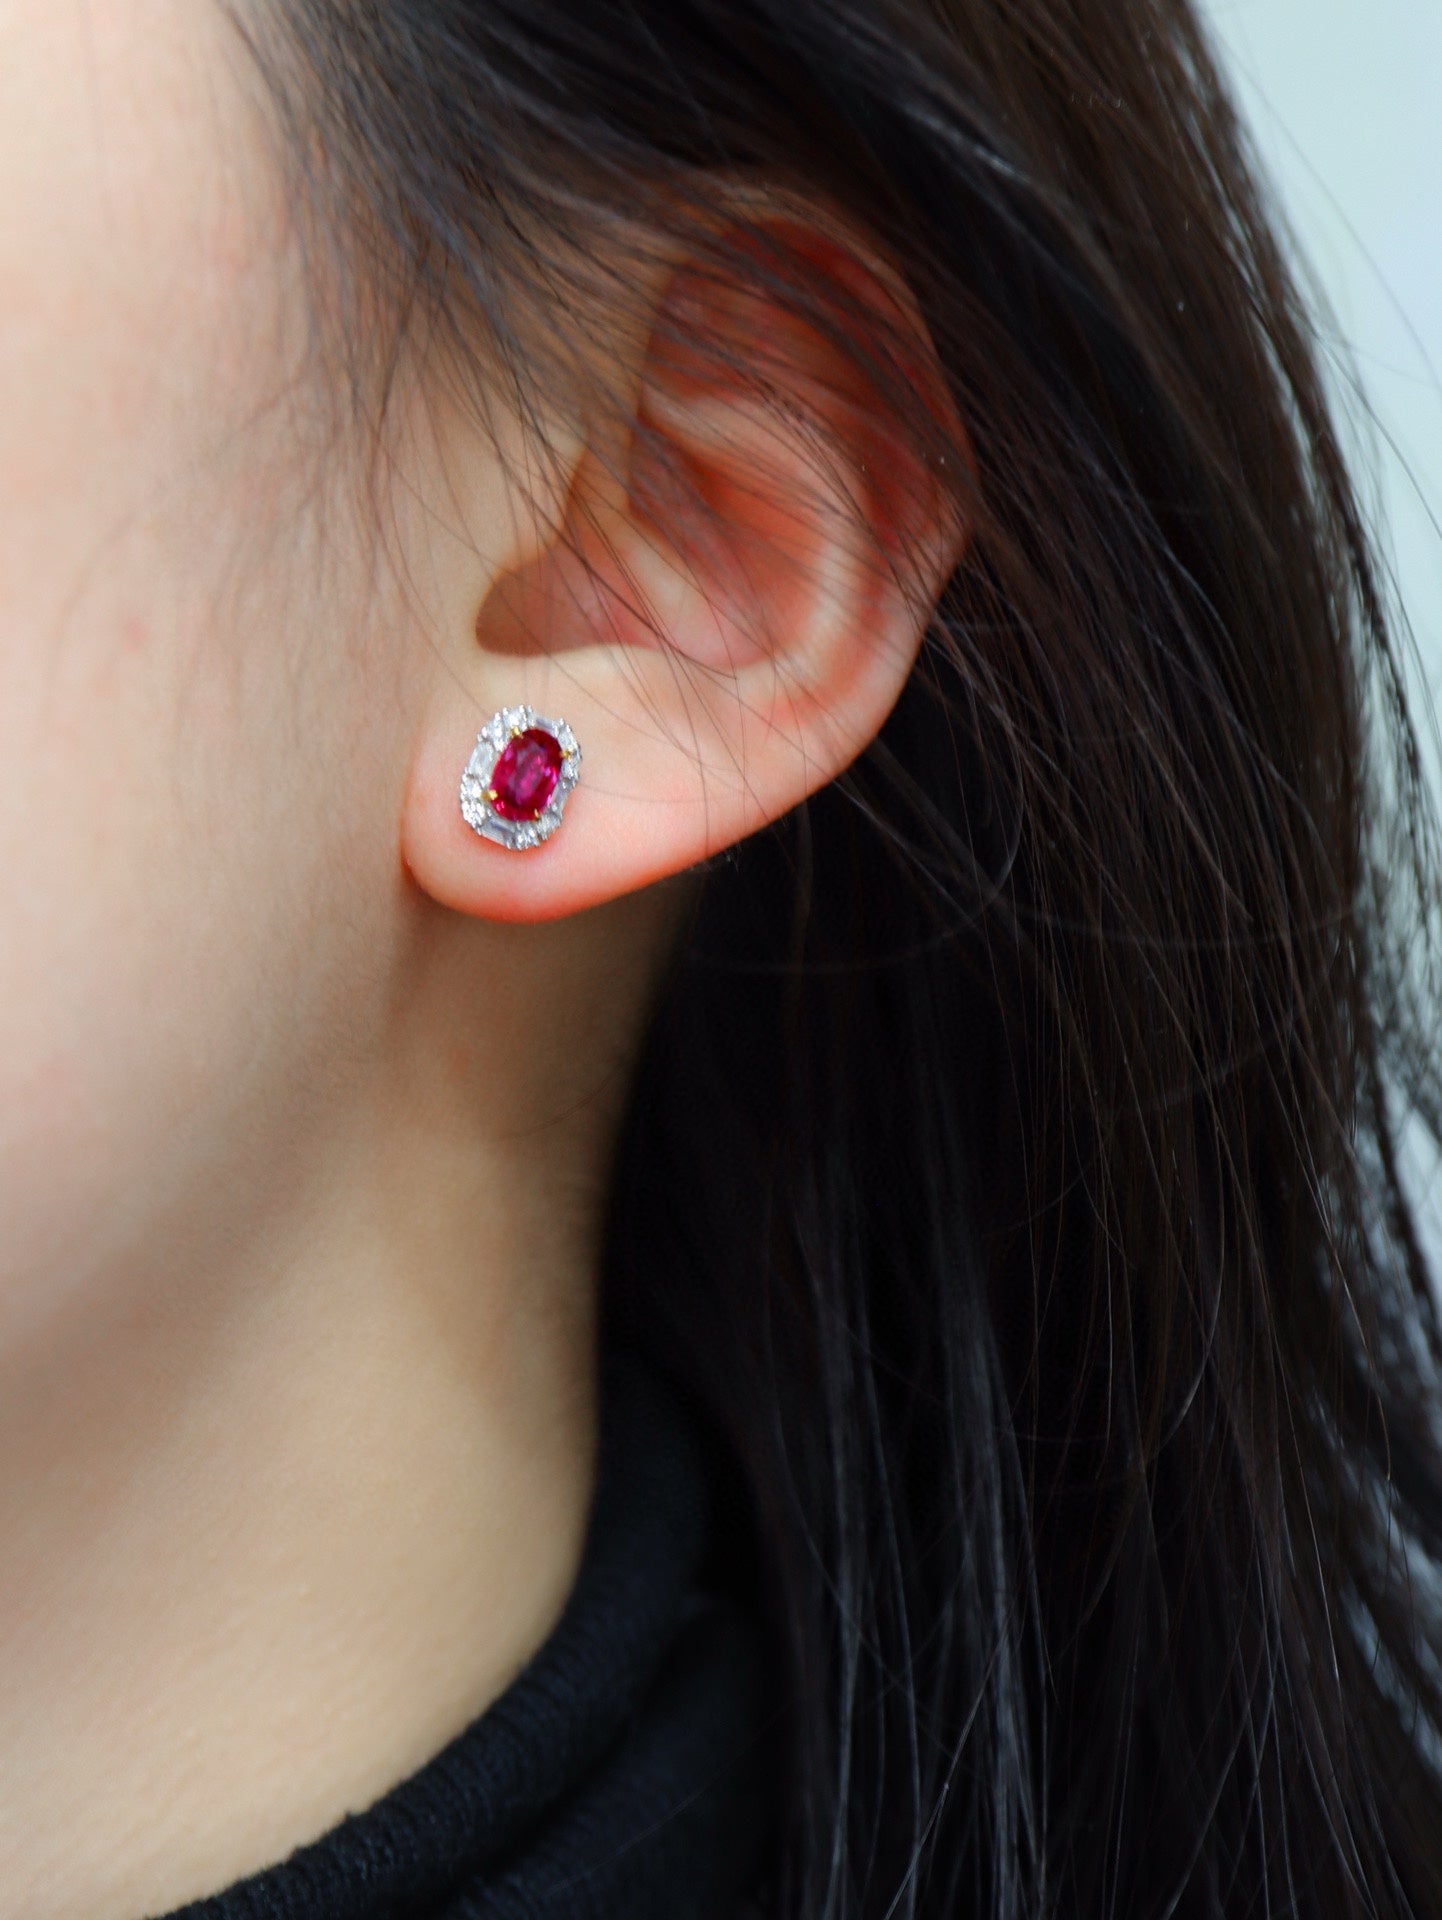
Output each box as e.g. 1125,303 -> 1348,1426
1204,0 -> 1442,729
1202,0 -> 1442,1223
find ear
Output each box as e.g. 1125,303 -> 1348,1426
400,209 -> 969,923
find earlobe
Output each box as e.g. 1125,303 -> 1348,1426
399,208 -> 969,926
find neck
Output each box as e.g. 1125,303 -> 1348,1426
0,886 -> 680,1920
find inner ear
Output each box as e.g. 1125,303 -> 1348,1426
474,213 -> 959,673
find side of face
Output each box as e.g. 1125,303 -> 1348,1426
0,0 -> 436,1345
0,0 -> 966,1363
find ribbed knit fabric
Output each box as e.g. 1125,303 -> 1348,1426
155,1349 -> 772,1920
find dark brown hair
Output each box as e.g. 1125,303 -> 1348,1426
240,2 -> 1442,1913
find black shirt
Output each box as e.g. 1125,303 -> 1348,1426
155,1350 -> 772,1920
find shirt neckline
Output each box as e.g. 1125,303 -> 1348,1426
154,1348 -> 771,1920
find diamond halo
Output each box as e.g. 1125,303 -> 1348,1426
458,706 -> 581,852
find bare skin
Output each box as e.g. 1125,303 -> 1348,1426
0,6 -> 683,1908
0,886 -> 684,1918
0,3 -> 959,1913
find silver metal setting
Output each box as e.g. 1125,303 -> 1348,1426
458,706 -> 581,852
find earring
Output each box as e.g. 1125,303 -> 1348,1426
459,706 -> 581,851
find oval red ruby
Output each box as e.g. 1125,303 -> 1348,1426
490,726 -> 564,821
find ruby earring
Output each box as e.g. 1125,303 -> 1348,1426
459,706 -> 581,851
